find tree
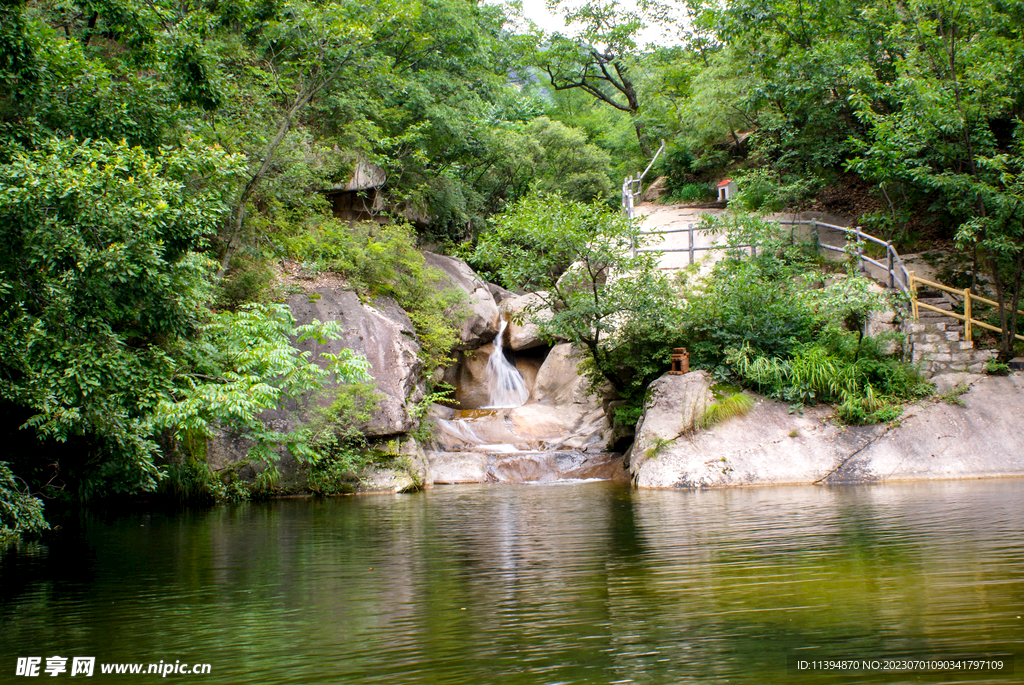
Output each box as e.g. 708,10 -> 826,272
0,137 -> 242,497
849,0 -> 1024,359
471,192 -> 683,418
538,0 -> 653,155
0,136 -> 370,515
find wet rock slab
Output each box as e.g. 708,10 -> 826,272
428,450 -> 628,484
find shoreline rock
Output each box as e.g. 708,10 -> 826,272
630,371 -> 1024,489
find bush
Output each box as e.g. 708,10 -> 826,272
278,221 -> 467,379
732,168 -> 816,212
0,462 -> 48,542
661,183 -> 713,204
677,214 -> 930,424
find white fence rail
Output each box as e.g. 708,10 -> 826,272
622,140 -> 665,221
625,208 -> 911,295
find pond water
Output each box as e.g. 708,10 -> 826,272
2,480 -> 1022,684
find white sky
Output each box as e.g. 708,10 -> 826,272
504,0 -> 682,47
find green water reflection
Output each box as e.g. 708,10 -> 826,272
2,480 -> 1022,684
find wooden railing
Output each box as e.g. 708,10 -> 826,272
909,272 -> 1024,342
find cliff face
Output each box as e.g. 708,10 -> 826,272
629,371 -> 1024,489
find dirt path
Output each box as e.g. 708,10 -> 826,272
637,203 -> 944,289
634,203 -> 728,272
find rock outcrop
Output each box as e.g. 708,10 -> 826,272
427,343 -> 620,481
626,371 -> 716,476
208,284 -> 429,493
487,282 -> 516,305
630,370 -> 1024,489
423,252 -> 500,349
503,292 -> 552,351
285,288 -> 423,437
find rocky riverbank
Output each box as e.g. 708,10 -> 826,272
208,253 -> 625,492
628,370 -> 1024,489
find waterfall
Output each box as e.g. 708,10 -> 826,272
485,318 -> 529,408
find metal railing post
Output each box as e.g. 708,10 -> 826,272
886,242 -> 894,289
688,224 -> 694,265
855,226 -> 864,273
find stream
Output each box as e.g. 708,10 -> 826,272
2,480 -> 1021,683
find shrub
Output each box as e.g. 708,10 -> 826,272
278,221 -> 467,379
661,183 -> 712,204
676,214 -> 930,424
0,462 -> 48,542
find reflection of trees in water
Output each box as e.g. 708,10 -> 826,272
3,482 -> 1024,683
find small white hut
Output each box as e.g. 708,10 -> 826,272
717,178 -> 738,202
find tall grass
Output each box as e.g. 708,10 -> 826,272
726,333 -> 932,424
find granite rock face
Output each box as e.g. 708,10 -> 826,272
207,285 -> 430,493
423,252 -> 500,349
631,371 -> 1024,489
282,288 -> 424,437
503,292 -> 552,351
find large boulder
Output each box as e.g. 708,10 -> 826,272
207,285 -> 428,491
642,176 -> 669,203
423,252 -> 500,349
504,292 -> 552,351
630,372 -> 1024,488
487,282 -> 516,306
627,371 -> 716,475
283,287 -> 424,437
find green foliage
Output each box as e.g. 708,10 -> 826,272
731,169 -> 816,213
216,256 -> 278,310
939,384 -> 970,407
674,215 -> 929,424
0,462 -> 48,542
473,191 -> 685,426
661,183 -> 712,204
304,383 -> 381,495
700,392 -> 755,429
278,220 -> 467,379
644,436 -> 675,461
525,117 -> 614,203
728,335 -> 931,425
985,359 -> 1010,377
156,302 -> 372,465
0,137 -> 244,499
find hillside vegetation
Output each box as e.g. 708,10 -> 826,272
2,0 -> 1022,537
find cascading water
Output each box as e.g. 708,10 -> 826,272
485,318 -> 529,408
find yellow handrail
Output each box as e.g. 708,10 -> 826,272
909,272 -> 1024,343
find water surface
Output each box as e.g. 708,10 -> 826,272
2,481 -> 1022,683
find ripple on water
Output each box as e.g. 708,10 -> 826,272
1,480 -> 1022,684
